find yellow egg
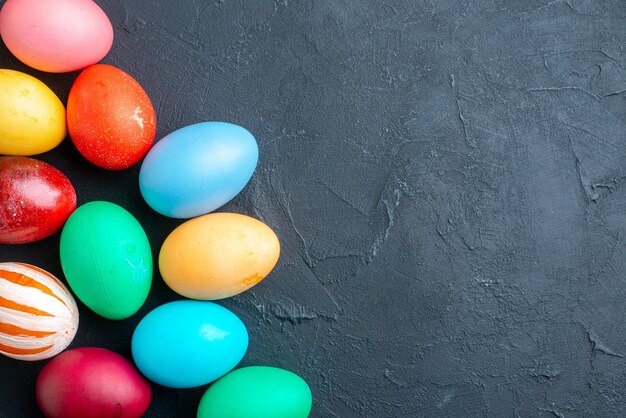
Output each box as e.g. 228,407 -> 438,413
159,213 -> 280,300
0,69 -> 67,155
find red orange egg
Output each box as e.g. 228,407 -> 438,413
67,64 -> 156,170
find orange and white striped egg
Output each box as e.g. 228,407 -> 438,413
0,263 -> 78,361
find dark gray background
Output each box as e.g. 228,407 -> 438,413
1,0 -> 626,416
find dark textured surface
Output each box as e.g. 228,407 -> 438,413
1,0 -> 626,416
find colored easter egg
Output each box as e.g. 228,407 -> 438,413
0,157 -> 76,244
159,213 -> 280,300
67,64 -> 156,170
0,263 -> 78,361
139,122 -> 258,218
36,347 -> 152,418
59,201 -> 152,320
132,300 -> 248,388
197,366 -> 313,418
0,69 -> 66,155
0,0 -> 113,73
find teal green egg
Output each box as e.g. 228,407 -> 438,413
197,366 -> 312,418
59,201 -> 152,320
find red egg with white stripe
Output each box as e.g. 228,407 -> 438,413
0,263 -> 78,361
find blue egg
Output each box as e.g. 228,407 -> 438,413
131,300 -> 248,388
139,122 -> 258,218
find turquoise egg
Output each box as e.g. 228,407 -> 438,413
138,122 -> 258,218
197,366 -> 313,418
131,300 -> 248,388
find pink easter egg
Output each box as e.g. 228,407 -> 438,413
36,347 -> 152,418
0,0 -> 113,73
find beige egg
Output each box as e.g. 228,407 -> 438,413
159,213 -> 280,300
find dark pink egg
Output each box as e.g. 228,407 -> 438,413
0,156 -> 76,244
36,347 -> 152,418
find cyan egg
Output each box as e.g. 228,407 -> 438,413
138,122 -> 258,218
131,300 -> 248,388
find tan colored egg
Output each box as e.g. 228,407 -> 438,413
159,213 -> 280,300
